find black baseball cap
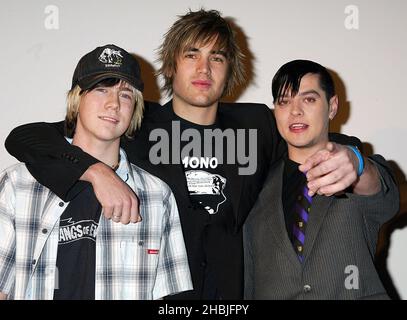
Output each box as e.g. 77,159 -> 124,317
71,44 -> 144,92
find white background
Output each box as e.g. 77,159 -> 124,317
0,0 -> 406,298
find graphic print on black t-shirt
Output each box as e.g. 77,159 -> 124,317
58,218 -> 98,244
53,186 -> 102,300
185,169 -> 227,215
177,116 -> 229,216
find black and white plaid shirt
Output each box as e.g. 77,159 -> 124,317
0,149 -> 192,299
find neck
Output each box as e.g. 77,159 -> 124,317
172,95 -> 218,125
72,134 -> 121,169
288,140 -> 329,164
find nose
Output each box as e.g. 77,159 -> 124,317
197,57 -> 210,75
106,90 -> 120,111
290,100 -> 303,116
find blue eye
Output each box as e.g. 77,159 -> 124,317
120,93 -> 131,100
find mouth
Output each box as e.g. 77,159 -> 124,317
192,80 -> 212,89
98,116 -> 119,124
289,123 -> 309,133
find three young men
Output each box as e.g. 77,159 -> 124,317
5,10 -> 386,299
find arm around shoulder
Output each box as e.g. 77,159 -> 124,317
5,121 -> 100,201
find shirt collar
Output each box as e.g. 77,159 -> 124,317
65,137 -> 143,192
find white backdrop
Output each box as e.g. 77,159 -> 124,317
0,0 -> 406,299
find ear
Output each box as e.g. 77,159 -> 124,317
164,69 -> 173,78
328,95 -> 338,120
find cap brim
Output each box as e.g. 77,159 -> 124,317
78,72 -> 143,92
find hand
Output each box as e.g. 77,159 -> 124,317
299,142 -> 358,196
81,162 -> 141,224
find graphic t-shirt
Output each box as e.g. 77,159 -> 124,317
179,118 -> 230,216
176,115 -> 234,298
53,185 -> 102,300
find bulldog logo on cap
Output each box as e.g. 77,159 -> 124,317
98,48 -> 123,67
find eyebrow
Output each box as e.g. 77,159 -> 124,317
185,47 -> 199,52
298,90 -> 321,97
118,86 -> 134,93
212,49 -> 227,57
185,47 -> 227,57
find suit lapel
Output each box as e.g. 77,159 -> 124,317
260,161 -> 302,268
217,107 -> 245,229
257,159 -> 334,268
302,194 -> 334,263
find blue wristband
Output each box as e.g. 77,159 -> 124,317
347,145 -> 364,177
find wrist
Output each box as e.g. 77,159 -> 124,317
80,162 -> 107,183
347,145 -> 365,177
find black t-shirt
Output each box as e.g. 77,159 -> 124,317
53,185 -> 102,300
179,117 -> 231,217
176,115 -> 233,299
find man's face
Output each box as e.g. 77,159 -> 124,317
274,73 -> 338,153
75,80 -> 136,143
171,38 -> 229,111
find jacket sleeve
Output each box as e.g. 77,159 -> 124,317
4,121 -> 99,201
346,154 -> 400,224
328,132 -> 363,150
267,107 -> 286,166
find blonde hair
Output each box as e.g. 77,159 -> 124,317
156,9 -> 245,97
65,81 -> 144,139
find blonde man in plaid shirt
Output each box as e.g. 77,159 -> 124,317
0,44 -> 192,300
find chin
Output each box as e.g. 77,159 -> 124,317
287,140 -> 312,149
96,133 -> 122,142
191,99 -> 216,108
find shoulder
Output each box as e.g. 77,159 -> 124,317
143,100 -> 163,117
144,100 -> 161,109
328,132 -> 362,150
0,163 -> 50,200
218,102 -> 274,125
1,163 -> 36,183
219,102 -> 271,115
129,163 -> 173,198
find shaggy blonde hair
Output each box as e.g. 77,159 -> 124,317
65,81 -> 144,139
156,9 -> 245,97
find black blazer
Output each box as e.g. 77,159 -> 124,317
5,100 -> 282,299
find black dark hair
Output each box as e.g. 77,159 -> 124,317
272,60 -> 335,104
